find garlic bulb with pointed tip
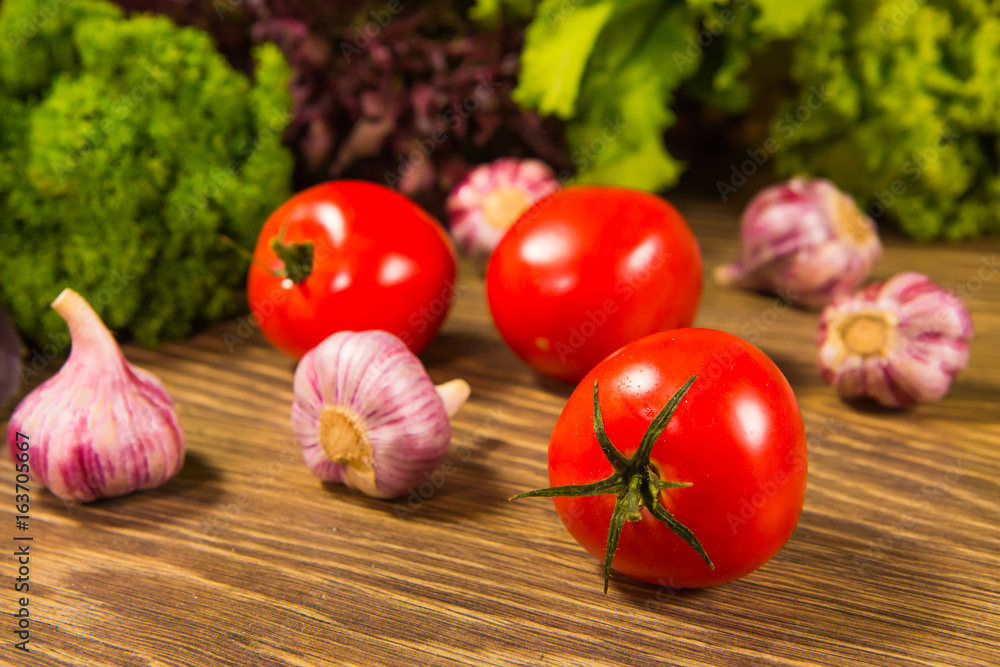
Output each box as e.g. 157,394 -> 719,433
291,330 -> 470,498
817,272 -> 972,407
716,178 -> 882,308
6,289 -> 184,501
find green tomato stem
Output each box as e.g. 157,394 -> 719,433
270,237 -> 315,284
510,376 -> 714,593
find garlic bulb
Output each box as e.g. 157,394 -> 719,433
291,330 -> 470,498
6,289 -> 184,501
715,177 -> 882,308
818,273 -> 972,407
446,158 -> 560,259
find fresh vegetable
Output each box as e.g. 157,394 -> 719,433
7,289 -> 185,502
247,181 -> 458,359
513,328 -> 808,590
119,0 -> 568,204
447,158 -> 561,259
486,186 -> 702,382
291,330 -> 470,498
0,306 -> 22,408
818,273 -> 972,407
0,0 -> 293,349
776,0 -> 1000,239
715,178 -> 881,308
476,0 -> 828,191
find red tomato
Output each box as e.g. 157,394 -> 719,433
247,181 -> 456,358
521,328 -> 807,590
486,186 -> 702,382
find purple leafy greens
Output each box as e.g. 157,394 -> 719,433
116,0 -> 568,214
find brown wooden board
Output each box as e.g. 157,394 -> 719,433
2,199 -> 998,666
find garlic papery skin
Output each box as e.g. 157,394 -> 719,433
446,158 -> 560,259
715,177 -> 882,308
291,330 -> 470,499
817,272 -> 972,407
6,289 -> 184,502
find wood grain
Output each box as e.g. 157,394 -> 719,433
3,199 -> 998,667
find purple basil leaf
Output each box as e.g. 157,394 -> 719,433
111,0 -> 570,213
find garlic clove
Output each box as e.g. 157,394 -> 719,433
6,289 -> 185,501
291,330 -> 469,499
435,378 -> 471,419
817,273 -> 972,407
715,177 -> 882,308
446,158 -> 561,259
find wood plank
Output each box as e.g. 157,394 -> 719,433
2,197 -> 998,666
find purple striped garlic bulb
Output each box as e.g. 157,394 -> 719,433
446,158 -> 560,259
6,289 -> 184,501
716,178 -> 882,308
291,330 -> 470,498
818,273 -> 972,407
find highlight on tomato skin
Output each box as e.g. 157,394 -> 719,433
521,328 -> 808,591
246,180 -> 457,359
485,185 -> 703,383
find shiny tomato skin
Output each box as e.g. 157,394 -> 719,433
247,181 -> 456,358
486,186 -> 702,382
549,328 -> 808,588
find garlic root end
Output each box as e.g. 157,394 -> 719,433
318,405 -> 373,465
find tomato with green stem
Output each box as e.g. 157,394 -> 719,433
245,181 -> 457,358
513,328 -> 808,591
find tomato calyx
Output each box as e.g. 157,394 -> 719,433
512,376 -> 714,592
220,231 -> 314,284
270,237 -> 315,284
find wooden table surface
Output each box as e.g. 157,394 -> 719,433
3,198 -> 998,667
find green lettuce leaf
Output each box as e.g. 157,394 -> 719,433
514,0 -> 621,118
566,3 -> 695,188
753,0 -> 830,37
509,0 -> 828,192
